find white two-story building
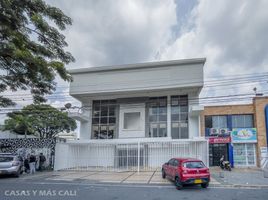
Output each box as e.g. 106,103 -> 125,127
54,58 -> 208,171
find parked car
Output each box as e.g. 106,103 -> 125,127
162,158 -> 210,190
0,153 -> 23,177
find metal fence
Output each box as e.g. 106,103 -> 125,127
54,140 -> 208,172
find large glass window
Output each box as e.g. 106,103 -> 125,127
233,143 -> 256,166
171,95 -> 188,139
205,115 -> 227,128
92,100 -> 117,139
148,97 -> 167,137
232,114 -> 253,128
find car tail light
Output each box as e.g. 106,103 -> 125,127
182,169 -> 188,174
205,169 -> 209,173
12,161 -> 20,166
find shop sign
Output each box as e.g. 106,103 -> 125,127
209,136 -> 231,144
231,128 -> 257,143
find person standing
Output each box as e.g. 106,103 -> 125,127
39,153 -> 46,171
29,154 -> 36,174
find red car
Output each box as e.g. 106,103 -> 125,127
162,158 -> 210,190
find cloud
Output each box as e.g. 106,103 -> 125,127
160,0 -> 268,103
46,0 -> 177,68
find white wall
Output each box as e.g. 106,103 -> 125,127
70,60 -> 204,97
119,103 -> 145,138
79,101 -> 92,139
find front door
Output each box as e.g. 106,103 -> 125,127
209,143 -> 229,166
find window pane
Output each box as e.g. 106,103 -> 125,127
149,107 -> 158,115
92,117 -> 99,124
232,115 -> 253,128
149,115 -> 157,122
171,114 -> 180,121
159,107 -> 167,115
180,113 -> 188,122
171,106 -> 180,114
100,125 -> 108,139
109,117 -> 116,124
205,116 -> 212,128
108,125 -> 115,139
181,127 -> 188,139
109,106 -> 116,116
171,122 -> 179,139
159,115 -> 167,122
93,110 -> 100,118
100,117 -> 108,124
212,116 -> 227,128
159,123 -> 167,137
150,123 -> 158,137
93,125 -> 99,139
101,106 -> 108,116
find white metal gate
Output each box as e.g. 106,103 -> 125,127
54,140 -> 208,171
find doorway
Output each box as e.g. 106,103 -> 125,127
209,143 -> 229,166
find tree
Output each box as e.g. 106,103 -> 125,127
4,104 -> 77,138
0,0 -> 74,107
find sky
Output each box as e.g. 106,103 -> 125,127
1,0 -> 268,122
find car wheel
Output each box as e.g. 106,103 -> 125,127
175,177 -> 182,190
162,169 -> 166,179
201,183 -> 209,188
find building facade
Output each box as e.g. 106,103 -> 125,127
54,58 -> 209,171
201,97 -> 268,168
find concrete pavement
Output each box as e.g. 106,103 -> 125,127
5,167 -> 268,188
17,169 -> 220,185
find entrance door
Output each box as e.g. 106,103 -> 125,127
209,143 -> 228,166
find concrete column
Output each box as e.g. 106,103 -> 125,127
167,95 -> 171,138
80,100 -> 92,139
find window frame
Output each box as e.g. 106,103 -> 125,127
92,100 -> 117,139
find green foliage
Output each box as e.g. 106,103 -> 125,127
0,0 -> 74,107
4,104 -> 77,138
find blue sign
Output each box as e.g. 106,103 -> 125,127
231,128 -> 257,143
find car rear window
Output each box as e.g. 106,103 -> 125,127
183,161 -> 205,169
0,157 -> 14,162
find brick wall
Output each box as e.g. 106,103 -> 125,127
200,104 -> 254,136
200,97 -> 268,167
253,97 -> 268,166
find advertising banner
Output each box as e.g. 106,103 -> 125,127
231,128 -> 257,143
208,136 -> 231,144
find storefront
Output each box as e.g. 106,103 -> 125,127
232,128 -> 257,167
208,136 -> 232,166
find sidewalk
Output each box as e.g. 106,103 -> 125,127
17,168 -> 268,188
210,167 -> 268,188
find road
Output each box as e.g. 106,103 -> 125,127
0,177 -> 267,200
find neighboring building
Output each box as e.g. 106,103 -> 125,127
54,58 -> 208,171
201,97 -> 268,168
56,131 -> 78,140
0,125 -> 37,139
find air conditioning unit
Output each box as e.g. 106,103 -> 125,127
219,128 -> 229,136
209,128 -> 219,136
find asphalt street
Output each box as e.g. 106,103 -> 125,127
0,177 -> 268,200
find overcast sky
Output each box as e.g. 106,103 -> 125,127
2,0 -> 268,117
